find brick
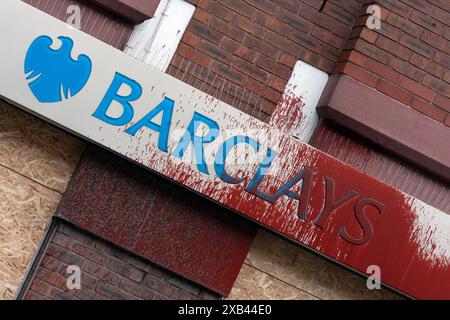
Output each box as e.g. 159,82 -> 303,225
332,0 -> 362,16
24,291 -> 47,300
259,84 -> 283,104
259,99 -> 277,116
400,76 -> 436,101
72,242 -> 108,265
189,19 -> 222,44
354,39 -> 391,64
96,281 -> 137,300
120,277 -> 156,300
444,71 -> 450,84
445,114 -> 450,127
351,27 -> 378,44
322,2 -> 356,26
426,62 -> 445,79
386,14 -> 423,38
59,224 -> 94,245
51,288 -> 79,300
299,5 -> 337,32
234,45 -> 258,63
192,7 -> 212,25
271,0 -> 300,12
80,272 -> 98,290
366,59 -> 401,84
299,50 -> 321,69
400,34 -> 434,58
432,5 -> 450,25
422,74 -> 450,97
84,260 -> 122,286
445,28 -> 450,41
377,79 -> 414,105
166,275 -> 201,295
375,21 -> 402,41
399,0 -> 432,14
392,45 -> 413,61
94,240 -> 129,262
198,0 -> 234,22
420,30 -> 445,52
244,0 -> 277,15
198,290 -> 220,300
52,232 -> 74,249
107,258 -> 144,282
221,0 -> 257,18
381,0 -> 412,18
256,55 -> 292,80
210,63 -> 244,84
41,255 -> 66,273
411,97 -> 447,122
128,256 -> 167,279
267,74 -> 287,92
210,18 -> 245,43
255,11 -> 290,36
332,22 -> 353,39
279,52 -> 297,67
30,278 -> 52,297
243,34 -> 279,58
428,0 -> 450,11
36,267 -> 68,290
339,62 -> 380,88
73,289 -> 109,300
410,53 -> 429,70
231,14 -> 262,35
320,44 -> 341,62
410,11 -> 443,35
410,54 -> 445,78
433,50 -> 450,69
182,31 -> 201,48
279,9 -> 314,34
47,243 -> 86,266
143,274 -> 180,299
199,41 -> 231,64
375,35 -> 397,53
339,50 -> 367,66
434,95 -> 450,112
264,30 -> 303,56
178,291 -> 200,300
317,56 -> 335,73
288,30 -> 321,53
389,57 -> 426,82
313,26 -> 344,49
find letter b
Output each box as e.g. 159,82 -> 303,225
92,72 -> 142,126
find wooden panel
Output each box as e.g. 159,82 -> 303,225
0,100 -> 84,193
228,264 -> 317,300
243,230 -> 401,300
0,166 -> 61,299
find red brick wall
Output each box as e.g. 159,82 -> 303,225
336,0 -> 450,126
171,0 -> 364,121
22,221 -> 220,300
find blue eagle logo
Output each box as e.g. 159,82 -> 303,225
24,35 -> 92,103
